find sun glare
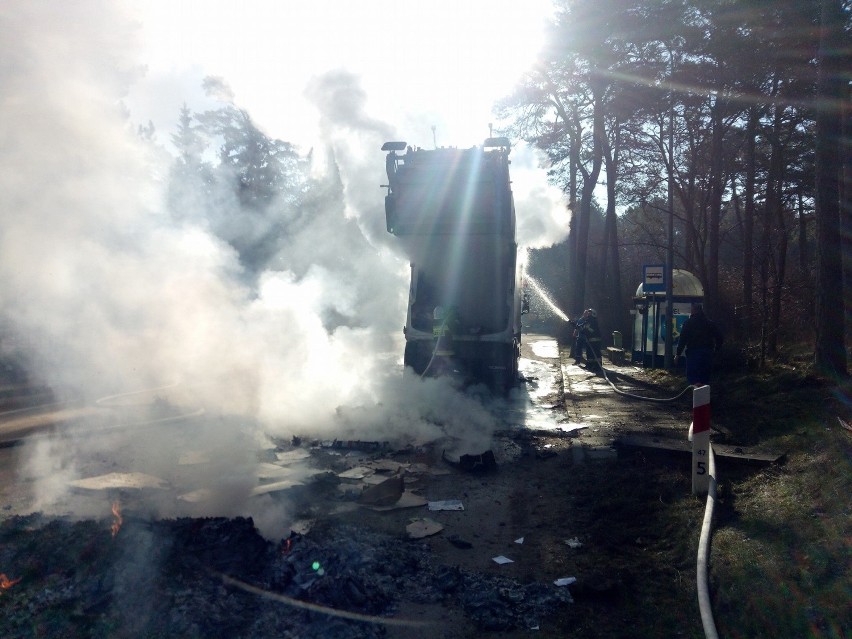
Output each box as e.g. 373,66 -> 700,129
131,0 -> 552,149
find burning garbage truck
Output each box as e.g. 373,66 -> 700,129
381,138 -> 525,392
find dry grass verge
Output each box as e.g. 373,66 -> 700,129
702,361 -> 850,638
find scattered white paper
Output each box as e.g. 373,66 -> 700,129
406,518 -> 444,539
275,448 -> 311,463
514,537 -> 525,544
427,500 -> 464,511
554,577 -> 577,587
492,555 -> 514,564
337,466 -> 374,480
564,537 -> 583,548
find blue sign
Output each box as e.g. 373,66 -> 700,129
643,265 -> 666,293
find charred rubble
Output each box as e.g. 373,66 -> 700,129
1,513 -> 572,638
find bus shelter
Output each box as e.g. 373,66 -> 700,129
630,269 -> 704,368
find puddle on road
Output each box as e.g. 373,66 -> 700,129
519,357 -> 559,401
499,350 -> 589,434
530,339 -> 560,360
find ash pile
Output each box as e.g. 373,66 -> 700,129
1,511 -> 571,638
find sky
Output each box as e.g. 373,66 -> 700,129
123,0 -> 570,241
0,0 -> 569,529
126,0 -> 557,151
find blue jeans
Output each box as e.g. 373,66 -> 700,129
685,348 -> 712,385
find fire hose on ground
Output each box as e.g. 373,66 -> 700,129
575,332 -> 695,403
697,441 -> 720,639
575,329 -> 721,637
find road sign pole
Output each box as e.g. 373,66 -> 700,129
692,385 -> 711,494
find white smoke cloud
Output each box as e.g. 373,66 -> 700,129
2,2 -> 514,528
0,3 -> 390,421
510,143 -> 572,250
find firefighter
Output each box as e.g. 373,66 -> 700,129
577,308 -> 602,372
570,312 -> 586,364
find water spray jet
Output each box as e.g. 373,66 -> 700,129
523,274 -> 571,323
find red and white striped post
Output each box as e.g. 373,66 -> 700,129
692,385 -> 711,494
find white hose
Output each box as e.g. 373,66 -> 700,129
575,333 -> 695,403
696,443 -> 719,639
599,360 -> 695,402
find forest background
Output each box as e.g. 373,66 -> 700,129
144,0 -> 850,383
504,0 -> 849,379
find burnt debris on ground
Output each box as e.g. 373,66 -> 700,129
6,334 -> 812,638
0,513 -> 572,638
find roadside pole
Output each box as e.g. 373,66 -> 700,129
692,385 -> 711,494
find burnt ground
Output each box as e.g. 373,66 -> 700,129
0,334 -> 774,638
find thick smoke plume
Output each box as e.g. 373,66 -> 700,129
1,2 -> 567,531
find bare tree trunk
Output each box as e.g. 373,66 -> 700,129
759,211 -> 771,369
547,92 -> 582,318
570,80 -> 604,315
770,142 -> 787,355
569,128 -> 578,216
602,120 -> 623,335
743,108 -> 757,337
708,96 -> 725,312
814,0 -> 848,377
843,69 -> 852,357
797,190 -> 808,277
680,172 -> 699,272
757,103 -> 780,367
562,105 -> 583,316
764,107 -> 783,356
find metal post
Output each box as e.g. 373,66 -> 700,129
641,296 -> 649,367
692,385 -> 711,494
664,76 -> 675,369
651,294 -> 660,369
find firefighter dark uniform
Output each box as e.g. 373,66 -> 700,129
570,314 -> 586,363
578,308 -> 602,371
